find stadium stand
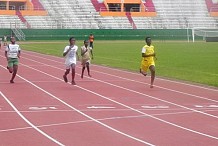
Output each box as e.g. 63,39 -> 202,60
0,0 -> 217,29
0,15 -> 26,28
139,0 -> 218,29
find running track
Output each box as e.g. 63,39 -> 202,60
0,49 -> 218,146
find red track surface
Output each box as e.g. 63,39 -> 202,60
1,50 -> 218,146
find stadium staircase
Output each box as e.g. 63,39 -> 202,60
91,0 -> 107,12
16,10 -> 31,28
32,0 -> 45,10
143,0 -> 156,12
126,12 -> 137,29
11,28 -> 26,41
205,0 -> 218,11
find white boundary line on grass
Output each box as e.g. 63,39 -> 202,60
0,91 -> 64,146
11,58 -> 218,140
21,50 -> 218,92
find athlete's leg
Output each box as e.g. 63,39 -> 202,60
86,62 -> 91,77
149,65 -> 155,88
140,68 -> 147,76
90,42 -> 93,49
8,67 -> 13,73
63,68 -> 70,83
140,61 -> 148,76
71,64 -> 76,85
10,65 -> 18,83
7,59 -> 13,73
81,66 -> 85,78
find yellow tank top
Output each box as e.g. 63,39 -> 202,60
143,45 -> 155,62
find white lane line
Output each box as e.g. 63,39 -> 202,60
2,53 -> 218,140
0,65 -> 154,146
1,107 -> 218,113
89,69 -> 218,103
2,109 -> 218,133
0,91 -> 64,146
20,52 -> 218,103
20,57 -> 218,119
87,106 -> 116,109
92,63 -> 218,91
21,50 -> 218,92
17,61 -> 218,140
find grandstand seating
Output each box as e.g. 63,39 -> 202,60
0,15 -> 26,28
16,10 -> 31,28
0,0 -> 217,29
38,0 -> 132,29
145,0 -> 218,29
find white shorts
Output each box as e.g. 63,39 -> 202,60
65,63 -> 76,70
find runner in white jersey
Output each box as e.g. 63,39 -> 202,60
5,37 -> 21,83
63,37 -> 79,85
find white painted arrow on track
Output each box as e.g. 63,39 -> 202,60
195,105 -> 218,108
29,107 -> 57,110
141,105 -> 169,109
209,105 -> 218,108
87,106 -> 115,109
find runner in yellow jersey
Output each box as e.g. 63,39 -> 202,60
140,37 -> 156,88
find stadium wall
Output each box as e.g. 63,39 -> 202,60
0,29 -> 193,41
0,29 -> 12,38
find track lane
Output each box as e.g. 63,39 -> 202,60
22,50 -> 218,100
20,53 -> 218,119
0,56 -> 155,145
15,50 -> 218,145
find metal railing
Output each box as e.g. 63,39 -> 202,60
100,7 -> 155,12
11,28 -> 25,41
0,5 -> 45,11
19,5 -> 45,11
0,5 -> 15,10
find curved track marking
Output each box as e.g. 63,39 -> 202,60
0,91 -> 64,146
1,109 -> 218,133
